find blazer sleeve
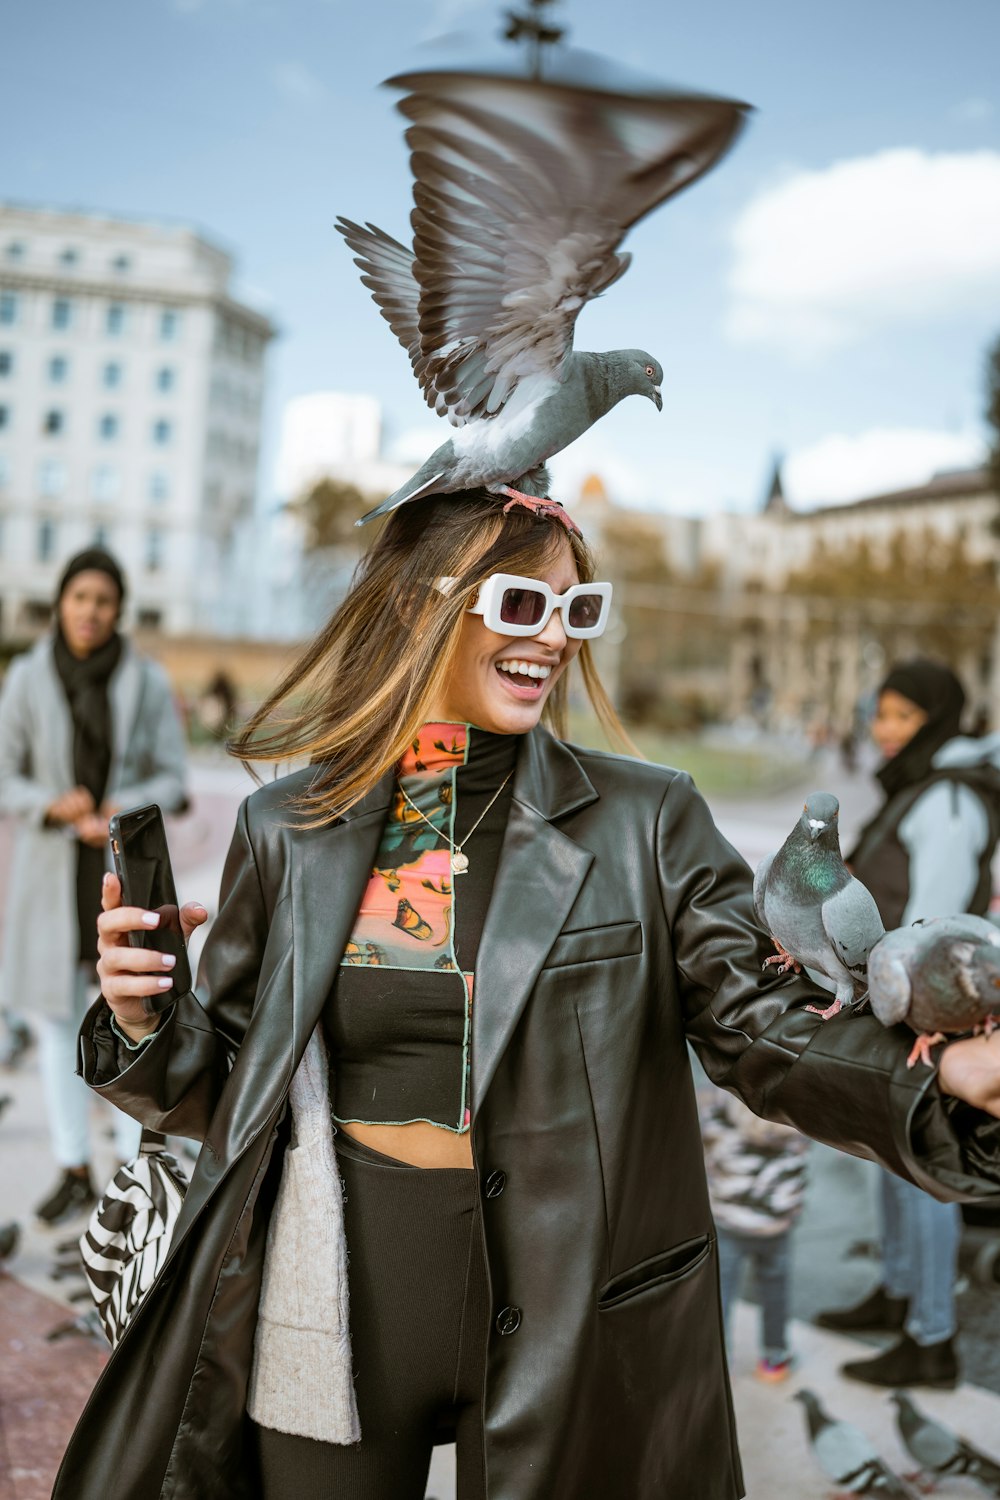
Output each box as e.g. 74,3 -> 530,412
657,771 -> 1000,1205
0,657 -> 57,826
111,661 -> 189,816
78,796 -> 267,1141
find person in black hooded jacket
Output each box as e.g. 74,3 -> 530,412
817,659 -> 1000,1389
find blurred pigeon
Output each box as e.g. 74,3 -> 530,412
337,66 -> 749,522
753,792 -> 885,1020
794,1389 -> 920,1497
868,915 -> 1000,1069
891,1391 -> 1000,1493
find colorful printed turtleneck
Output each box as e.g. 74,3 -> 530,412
323,722 -> 519,1134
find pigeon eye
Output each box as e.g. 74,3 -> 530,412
645,365 -> 655,377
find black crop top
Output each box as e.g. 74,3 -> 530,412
322,722 -> 518,1133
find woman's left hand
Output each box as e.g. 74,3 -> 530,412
937,1030 -> 1000,1119
75,812 -> 110,848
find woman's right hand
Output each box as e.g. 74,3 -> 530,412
97,873 -> 208,1042
46,785 -> 95,825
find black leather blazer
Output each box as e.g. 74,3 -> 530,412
57,728 -> 1000,1500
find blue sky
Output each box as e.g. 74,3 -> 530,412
3,0 -> 998,514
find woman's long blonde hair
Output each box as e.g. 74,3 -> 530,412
230,491 -> 631,824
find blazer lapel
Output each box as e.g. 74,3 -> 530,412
287,769 -> 395,1067
472,728 -> 598,1111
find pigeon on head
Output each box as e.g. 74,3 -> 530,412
753,792 -> 885,1020
337,63 -> 749,525
867,915 -> 1000,1068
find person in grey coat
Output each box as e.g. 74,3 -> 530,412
0,548 -> 188,1224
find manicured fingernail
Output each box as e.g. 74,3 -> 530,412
141,912 -> 160,927
190,903 -> 207,914
161,954 -> 176,968
102,872 -> 111,887
156,977 -> 173,989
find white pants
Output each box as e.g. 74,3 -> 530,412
37,964 -> 142,1169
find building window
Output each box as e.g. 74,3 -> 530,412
111,254 -> 131,274
103,360 -> 122,389
0,293 -> 17,325
37,519 -> 56,563
148,470 -> 171,504
155,366 -> 175,394
51,298 -> 73,331
146,528 -> 165,571
90,464 -> 120,502
5,242 -> 25,262
92,524 -> 110,549
137,607 -> 163,630
38,458 -> 67,497
106,302 -> 127,336
0,351 -> 11,377
48,355 -> 68,383
0,405 -> 9,431
43,409 -> 65,436
152,418 -> 172,446
98,413 -> 119,441
60,247 -> 79,268
159,308 -> 180,341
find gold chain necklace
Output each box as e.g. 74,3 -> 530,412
397,771 -> 513,875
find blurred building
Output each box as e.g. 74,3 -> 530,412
0,202 -> 276,638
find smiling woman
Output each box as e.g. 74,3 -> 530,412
58,492 -> 1000,1500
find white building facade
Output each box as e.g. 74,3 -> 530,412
0,203 -> 275,637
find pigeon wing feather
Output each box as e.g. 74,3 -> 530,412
867,938 -> 913,1027
820,878 -> 885,978
752,852 -> 774,933
384,70 -> 747,423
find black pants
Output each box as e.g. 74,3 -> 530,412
254,1134 -> 489,1500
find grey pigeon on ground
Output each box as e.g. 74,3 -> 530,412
794,1390 -> 920,1497
337,64 -> 748,522
868,915 -> 1000,1069
753,792 -> 885,1020
891,1391 -> 1000,1494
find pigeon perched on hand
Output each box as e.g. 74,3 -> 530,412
753,792 -> 885,1020
891,1391 -> 1000,1493
795,1389 -> 920,1497
337,64 -> 748,522
867,915 -> 1000,1069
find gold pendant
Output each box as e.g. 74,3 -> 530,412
451,851 -> 470,874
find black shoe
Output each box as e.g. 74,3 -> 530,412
34,1170 -> 97,1226
840,1332 -> 959,1390
0,1221 -> 19,1259
0,1021 -> 32,1070
815,1285 -> 908,1333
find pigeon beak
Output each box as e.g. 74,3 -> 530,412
652,387 -> 663,411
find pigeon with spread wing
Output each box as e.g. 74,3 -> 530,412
336,66 -> 749,523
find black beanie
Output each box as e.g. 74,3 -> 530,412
56,548 -> 127,607
878,658 -> 965,723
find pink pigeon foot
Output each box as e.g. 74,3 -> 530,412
805,997 -> 844,1020
762,941 -> 802,977
499,487 -> 582,536
973,1014 -> 998,1038
906,1032 -> 946,1069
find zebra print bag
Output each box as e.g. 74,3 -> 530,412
79,1130 -> 188,1347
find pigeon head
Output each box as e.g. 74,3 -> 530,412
605,349 -> 663,410
793,1389 -> 829,1437
800,791 -> 841,841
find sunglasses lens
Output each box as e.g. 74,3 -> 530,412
500,587 -> 546,628
568,593 -> 605,631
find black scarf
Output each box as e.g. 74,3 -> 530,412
53,627 -> 123,960
873,659 -> 965,801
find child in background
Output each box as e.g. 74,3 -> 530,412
699,1086 -> 809,1383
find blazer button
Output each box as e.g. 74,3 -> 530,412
484,1170 -> 506,1198
496,1305 -> 522,1336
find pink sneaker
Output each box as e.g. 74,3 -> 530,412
755,1356 -> 793,1384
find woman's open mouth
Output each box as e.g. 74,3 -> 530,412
495,658 -> 553,699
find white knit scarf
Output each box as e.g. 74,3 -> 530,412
246,1027 -> 361,1444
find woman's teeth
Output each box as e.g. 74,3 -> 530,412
497,660 -> 552,681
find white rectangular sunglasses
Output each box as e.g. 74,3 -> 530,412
438,573 -> 613,639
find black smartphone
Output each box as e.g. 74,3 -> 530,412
108,803 -> 192,1014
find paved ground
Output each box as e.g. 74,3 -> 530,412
2,742 -> 999,1499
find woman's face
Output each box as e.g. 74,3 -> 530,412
58,570 -> 120,658
872,689 -> 929,759
429,537 -> 584,735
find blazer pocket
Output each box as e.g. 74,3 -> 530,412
545,920 -> 643,970
597,1234 -> 712,1310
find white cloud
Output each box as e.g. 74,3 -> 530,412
783,425 -> 985,507
274,61 -> 327,108
725,148 -> 1000,356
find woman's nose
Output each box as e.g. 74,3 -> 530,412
534,606 -> 568,653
